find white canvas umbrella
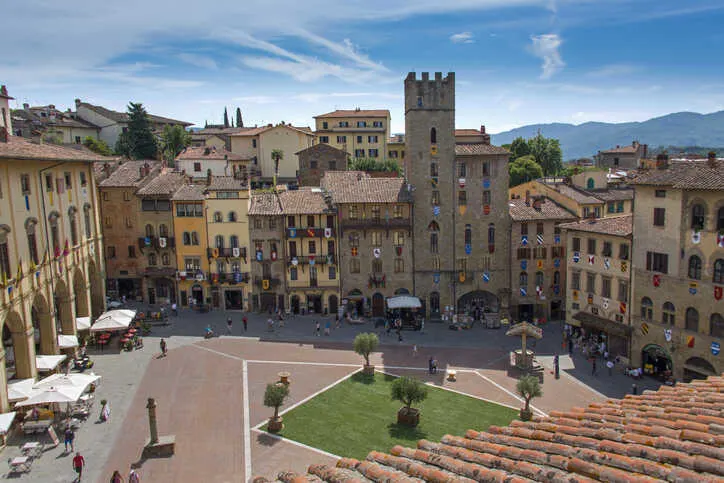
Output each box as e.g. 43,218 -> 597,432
76,317 -> 91,330
90,309 -> 137,332
35,354 -> 67,372
58,334 -> 79,349
15,385 -> 85,407
34,373 -> 101,391
0,412 -> 16,435
7,379 -> 38,403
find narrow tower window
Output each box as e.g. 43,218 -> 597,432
430,127 -> 437,144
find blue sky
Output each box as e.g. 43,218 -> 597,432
3,0 -> 724,134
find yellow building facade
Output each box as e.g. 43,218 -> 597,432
0,136 -> 105,412
314,109 -> 391,160
172,184 -> 209,307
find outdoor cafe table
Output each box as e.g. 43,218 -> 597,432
9,456 -> 31,472
21,442 -> 42,458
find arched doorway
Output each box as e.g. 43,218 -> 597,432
457,290 -> 499,314
2,311 -> 35,382
683,356 -> 717,382
32,294 -> 56,355
641,344 -> 672,378
372,293 -> 385,317
290,295 -> 300,314
73,269 -> 89,321
328,295 -> 338,315
88,260 -> 105,317
54,279 -> 74,336
346,289 -> 364,317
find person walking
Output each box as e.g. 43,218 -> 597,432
72,452 -> 85,481
412,344 -> 418,357
553,354 -> 560,379
242,315 -> 248,332
128,468 -> 140,483
64,426 -> 75,452
227,317 -> 233,335
428,356 -> 434,375
171,302 -> 177,316
324,320 -> 331,336
100,400 -> 111,422
160,338 -> 167,357
315,320 -> 321,336
606,359 -> 614,376
111,470 -> 124,483
591,358 -> 597,376
632,383 -> 638,395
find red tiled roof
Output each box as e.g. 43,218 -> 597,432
99,160 -> 161,188
600,145 -> 638,154
508,198 -> 576,221
559,214 -> 633,237
321,171 -> 412,204
230,124 -> 314,137
280,188 -> 330,214
455,143 -> 509,156
249,192 -> 283,216
77,102 -> 193,126
171,183 -> 205,201
455,129 -> 483,136
631,160 -> 724,190
0,135 -> 109,162
175,145 -> 244,161
314,109 -> 390,119
295,143 -> 349,156
135,171 -> 185,197
257,375 -> 724,482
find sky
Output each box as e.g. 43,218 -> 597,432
3,0 -> 724,134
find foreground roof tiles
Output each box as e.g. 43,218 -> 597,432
0,135 -> 109,162
631,159 -> 724,190
254,375 -> 724,482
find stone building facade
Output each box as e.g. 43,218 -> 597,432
596,141 -> 648,170
629,156 -> 723,381
405,72 -> 511,320
322,171 -> 413,317
296,144 -> 348,187
509,197 -> 576,322
248,193 -> 287,313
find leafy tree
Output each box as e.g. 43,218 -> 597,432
391,376 -> 428,411
528,132 -> 563,176
263,383 -> 289,420
509,155 -> 543,187
509,136 -> 531,160
160,125 -> 191,166
353,333 -> 379,367
236,107 -> 243,128
516,375 -> 542,421
41,131 -> 63,145
348,158 -> 401,175
115,102 -> 158,159
223,107 -> 229,128
83,136 -> 112,156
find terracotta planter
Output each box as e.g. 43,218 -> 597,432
519,408 -> 533,421
362,365 -> 375,376
268,416 -> 284,433
397,407 -> 420,427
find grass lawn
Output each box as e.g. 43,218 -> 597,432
267,372 -> 518,460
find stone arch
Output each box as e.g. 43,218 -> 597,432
54,278 -> 75,336
2,310 -> 36,383
32,293 -> 56,355
73,268 -> 90,325
88,259 -> 105,317
458,290 -> 499,313
683,356 -> 717,382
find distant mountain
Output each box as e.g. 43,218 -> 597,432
491,111 -> 724,160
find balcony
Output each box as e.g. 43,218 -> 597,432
286,227 -> 336,238
287,255 -> 336,266
341,218 -> 411,230
207,247 -> 247,259
138,236 -> 175,250
253,277 -> 282,289
209,272 -> 250,284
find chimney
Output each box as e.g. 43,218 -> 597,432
49,104 -> 55,110
144,162 -> 151,176
656,153 -> 669,170
524,190 -> 530,206
23,103 -> 30,111
707,151 -> 717,167
206,168 -> 213,186
643,144 -> 648,159
532,196 -> 544,211
0,127 -> 8,143
0,85 -> 8,97
480,125 -> 486,134
139,167 -> 145,178
103,163 -> 111,177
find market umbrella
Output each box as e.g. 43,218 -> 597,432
90,309 -> 136,332
7,379 -> 38,403
76,317 -> 91,331
58,334 -> 79,349
15,385 -> 85,407
35,354 -> 67,372
33,373 -> 101,391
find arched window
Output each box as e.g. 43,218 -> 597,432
685,307 -> 699,332
148,253 -> 157,266
641,297 -> 653,321
372,259 -> 382,273
553,270 -> 560,286
428,221 -> 439,254
714,259 -> 724,284
83,203 -> 92,238
0,226 -> 10,280
662,302 -> 675,325
215,235 -> 224,249
68,206 -> 78,246
688,255 -> 702,280
230,235 -> 239,248
710,313 -> 724,338
25,218 -> 39,265
586,178 -> 595,189
464,224 -> 472,245
191,231 -> 199,245
488,223 -> 495,251
213,211 -> 223,223
535,271 -> 544,287
430,163 -> 438,177
519,272 -> 528,287
718,206 -> 724,231
430,127 -> 437,144
228,211 -> 237,222
430,292 -> 440,313
182,231 -> 191,245
159,224 -> 168,237
145,224 -> 154,237
691,204 -> 705,230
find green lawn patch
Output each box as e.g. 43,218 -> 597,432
266,372 -> 518,460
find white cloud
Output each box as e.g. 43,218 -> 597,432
450,32 -> 475,44
177,53 -> 218,70
529,34 -> 564,79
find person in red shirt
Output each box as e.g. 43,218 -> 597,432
72,452 -> 86,480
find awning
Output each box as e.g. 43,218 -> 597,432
386,296 -> 422,309
0,412 -> 16,435
572,311 -> 631,338
76,317 -> 91,330
35,354 -> 67,372
58,335 -> 79,349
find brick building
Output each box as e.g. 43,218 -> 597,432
296,143 -> 348,187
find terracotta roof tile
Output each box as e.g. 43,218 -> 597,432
558,215 -> 632,237
631,159 -> 724,190
0,135 -> 109,162
171,184 -> 205,201
455,143 -> 509,156
278,188 -> 330,215
314,110 -> 390,119
78,102 -> 192,126
508,198 -> 576,221
249,192 -> 283,216
175,145 -> 245,161
321,171 -> 412,204
204,176 -> 248,191
99,160 -> 161,187
135,171 -> 185,197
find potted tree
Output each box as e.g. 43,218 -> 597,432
264,382 -> 290,433
516,375 -> 542,421
391,376 -> 428,427
353,333 -> 379,376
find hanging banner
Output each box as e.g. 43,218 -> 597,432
433,206 -> 440,217
459,178 -> 466,188
483,205 -> 491,215
395,246 -> 403,256
604,258 -> 610,270
458,205 -> 467,216
712,341 -> 720,356
289,228 -> 297,238
482,271 -> 490,283
587,293 -> 594,305
692,230 -> 701,244
232,247 -> 240,257
537,234 -> 543,245
144,237 -> 152,247
536,259 -> 543,270
686,335 -> 695,348
306,228 -> 315,238
718,233 -> 724,248
664,329 -> 672,342
621,261 -> 628,272
554,235 -> 561,244
262,279 -> 270,290
271,251 -> 277,261
520,287 -> 527,297
465,244 -> 472,255
430,145 -> 438,155
256,250 -> 263,261
689,282 -> 698,295
483,178 -> 491,189
292,257 -> 299,266
309,255 -> 315,266
572,290 -> 579,301
620,302 -> 627,314
715,286 -> 723,301
431,177 -> 438,188
327,255 -> 334,265
602,298 -> 609,310
212,248 -> 219,258
433,272 -> 440,284
553,285 -> 560,295
653,274 -> 661,287
554,258 -> 561,268
373,248 -> 381,258
458,271 -> 466,283
572,251 -> 580,263
641,322 -> 649,335
324,227 -> 332,239
159,237 -> 167,248
521,260 -> 527,270
351,247 -> 358,257
588,255 -> 595,265
521,235 -> 528,246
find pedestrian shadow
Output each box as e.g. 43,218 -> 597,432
256,431 -> 281,448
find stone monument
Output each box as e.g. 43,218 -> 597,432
142,397 -> 176,458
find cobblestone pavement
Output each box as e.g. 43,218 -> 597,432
3,305 -> 661,482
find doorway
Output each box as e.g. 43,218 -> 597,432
372,293 -> 385,317
225,290 -> 243,310
147,288 -> 156,305
191,285 -> 204,305
291,295 -> 300,314
328,295 -> 338,315
307,295 -> 322,314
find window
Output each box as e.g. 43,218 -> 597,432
393,205 -> 403,219
368,136 -> 378,143
551,246 -> 564,258
371,231 -> 382,247
688,255 -> 702,280
483,190 -> 491,205
49,213 -> 60,254
602,277 -> 612,298
290,268 -> 298,281
607,202 -> 615,214
691,204 -> 705,230
430,232 -> 438,253
162,253 -> 170,265
430,128 -> 437,144
458,191 -> 467,206
464,224 -> 472,245
356,136 -> 363,143
357,121 -> 367,128
252,139 -> 257,148
339,121 -> 348,127
430,292 -> 440,313
349,205 -> 359,219
307,215 -> 315,227
64,172 -> 72,190
319,136 -> 329,143
149,253 -> 157,266
685,307 -> 699,332
586,178 -> 594,189
616,201 -> 624,213
519,272 -> 528,287
483,162 -> 490,176
26,221 -> 38,264
327,240 -> 335,256
107,246 -> 116,259
329,161 -> 337,170
322,121 -> 328,129
714,259 -> 724,284
191,232 -> 199,245
184,257 -> 201,271
215,235 -> 224,249
517,247 -> 531,260
710,313 -> 724,338
571,271 -> 581,290
183,232 -> 191,245
159,224 -> 169,237
350,259 -> 360,273
308,241 -> 316,254
653,207 -> 665,226
45,174 -> 53,192
287,216 -> 295,228
521,223 -> 529,236
619,243 -> 629,260
618,280 -> 628,302
488,223 -> 495,248
368,149 -> 378,158
371,206 -> 381,222
553,270 -> 561,286
176,203 -> 203,217
69,207 -> 78,246
572,237 -> 580,251
602,241 -> 612,257
253,218 -> 262,229
228,211 -> 237,222
128,245 -> 136,258
587,238 -> 596,255
641,297 -> 653,321
288,240 -> 297,257
349,232 -> 360,248
336,136 -> 346,143
432,256 -> 440,272
536,223 -> 544,235
718,207 -> 724,231
534,246 -> 547,259
373,121 -> 383,128
458,161 -> 466,178
20,174 -> 31,195
394,259 -> 404,273
329,266 -> 336,279
372,259 -> 382,273
586,272 -> 596,292
655,189 -> 666,198
430,163 -> 438,177
194,162 -> 201,172
393,231 -> 405,246
432,191 -> 440,206
662,302 -> 675,325
646,251 -> 669,273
